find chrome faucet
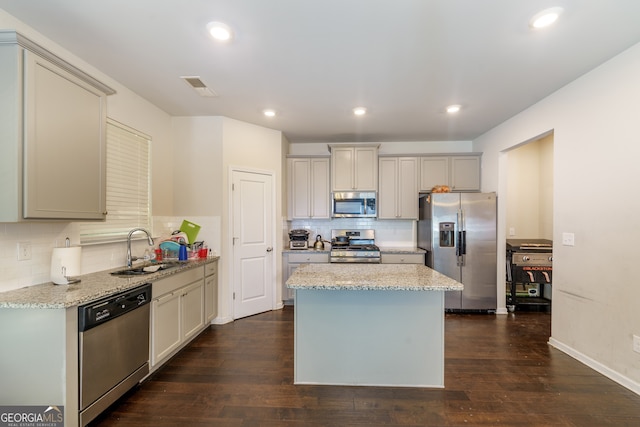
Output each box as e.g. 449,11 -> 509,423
126,228 -> 154,267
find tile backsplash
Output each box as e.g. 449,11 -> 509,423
0,216 -> 221,293
286,218 -> 417,248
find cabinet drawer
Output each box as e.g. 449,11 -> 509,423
153,266 -> 204,297
288,252 -> 329,263
205,261 -> 217,277
381,253 -> 425,264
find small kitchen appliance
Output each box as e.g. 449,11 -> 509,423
50,238 -> 82,285
331,191 -> 377,218
313,235 -> 328,250
289,229 -> 310,249
330,229 -> 380,263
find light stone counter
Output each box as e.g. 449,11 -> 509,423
281,248 -> 330,254
288,263 -> 462,388
378,246 -> 427,255
286,263 -> 462,291
0,257 -> 220,309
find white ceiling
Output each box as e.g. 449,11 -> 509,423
2,0 -> 640,143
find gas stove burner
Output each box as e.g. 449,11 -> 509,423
329,229 -> 380,263
343,244 -> 380,251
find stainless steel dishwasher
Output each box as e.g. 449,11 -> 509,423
78,283 -> 151,426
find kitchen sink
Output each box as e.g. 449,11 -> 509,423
110,263 -> 182,276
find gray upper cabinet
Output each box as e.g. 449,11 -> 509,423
329,144 -> 379,191
419,154 -> 481,192
0,31 -> 115,221
419,157 -> 449,191
287,156 -> 330,219
450,156 -> 481,191
378,157 -> 418,219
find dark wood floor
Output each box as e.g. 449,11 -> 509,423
91,307 -> 640,426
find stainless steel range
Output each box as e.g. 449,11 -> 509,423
330,229 -> 381,263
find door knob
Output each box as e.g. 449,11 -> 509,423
266,247 -> 273,252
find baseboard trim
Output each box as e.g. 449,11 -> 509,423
211,315 -> 234,325
548,337 -> 640,396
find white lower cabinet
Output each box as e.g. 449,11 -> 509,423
152,290 -> 182,365
204,261 -> 218,323
282,252 -> 329,303
151,266 -> 205,370
181,280 -> 205,341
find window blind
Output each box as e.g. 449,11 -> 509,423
80,119 -> 151,244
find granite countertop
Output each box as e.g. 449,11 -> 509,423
282,248 -> 330,253
286,263 -> 462,291
377,246 -> 426,254
0,257 -> 220,309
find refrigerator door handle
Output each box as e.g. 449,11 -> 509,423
456,210 -> 466,266
460,230 -> 467,255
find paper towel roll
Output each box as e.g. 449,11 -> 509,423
51,246 -> 82,285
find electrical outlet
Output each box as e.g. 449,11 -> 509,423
509,227 -> 516,236
17,242 -> 32,261
562,232 -> 575,246
633,335 -> 640,354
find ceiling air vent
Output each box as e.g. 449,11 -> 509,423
180,76 -> 218,97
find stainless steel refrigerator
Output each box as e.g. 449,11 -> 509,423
418,192 -> 497,311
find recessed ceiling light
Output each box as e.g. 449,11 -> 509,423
529,7 -> 563,29
207,21 -> 233,41
263,109 -> 276,117
353,107 -> 367,116
446,105 -> 461,114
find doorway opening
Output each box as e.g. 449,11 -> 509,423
503,130 -> 554,312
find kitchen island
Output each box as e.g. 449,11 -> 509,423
286,263 -> 463,388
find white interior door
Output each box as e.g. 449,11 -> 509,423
232,170 -> 274,319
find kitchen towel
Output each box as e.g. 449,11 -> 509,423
50,246 -> 82,285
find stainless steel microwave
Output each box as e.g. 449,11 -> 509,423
331,192 -> 377,218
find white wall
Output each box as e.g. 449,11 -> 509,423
221,118 -> 284,322
474,41 -> 640,392
505,133 -> 553,240
172,116 -> 284,323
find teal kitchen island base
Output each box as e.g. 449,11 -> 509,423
286,263 -> 463,388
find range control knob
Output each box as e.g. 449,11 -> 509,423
521,256 -> 530,262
